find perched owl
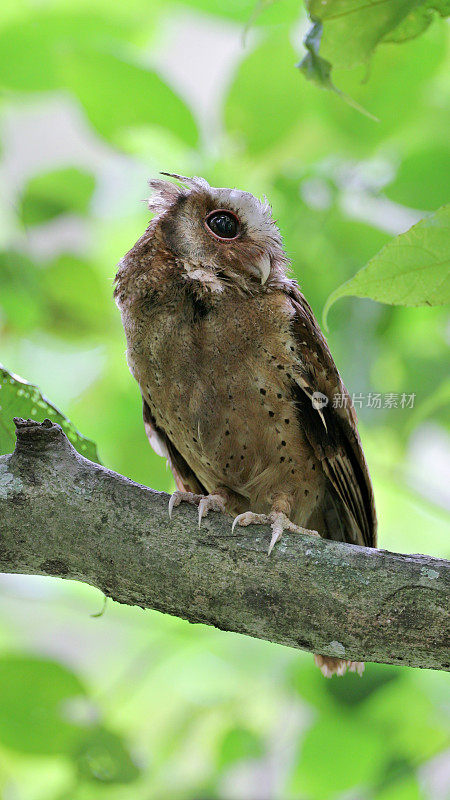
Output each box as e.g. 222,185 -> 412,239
115,174 -> 377,677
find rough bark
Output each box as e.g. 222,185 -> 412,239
0,419 -> 448,670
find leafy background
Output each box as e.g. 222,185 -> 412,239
0,0 -> 449,798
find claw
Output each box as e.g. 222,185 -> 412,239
232,512 -> 268,534
168,493 -> 179,519
198,498 -> 207,528
232,508 -> 318,554
169,491 -> 227,526
231,513 -> 246,533
199,494 -> 227,527
268,523 -> 282,555
168,491 -> 202,520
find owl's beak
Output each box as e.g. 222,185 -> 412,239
258,254 -> 271,285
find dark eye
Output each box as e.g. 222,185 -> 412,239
205,210 -> 239,240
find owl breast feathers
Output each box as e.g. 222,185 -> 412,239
115,173 -> 377,678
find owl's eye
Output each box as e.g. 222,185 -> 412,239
205,209 -> 239,240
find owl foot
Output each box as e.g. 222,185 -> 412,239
314,655 -> 365,678
168,491 -> 227,528
231,510 -> 318,555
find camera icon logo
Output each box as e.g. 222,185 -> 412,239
311,391 -> 329,410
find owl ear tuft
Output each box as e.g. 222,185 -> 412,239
159,173 -> 211,192
147,177 -> 186,214
148,173 -> 212,214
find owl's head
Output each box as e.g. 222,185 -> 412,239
147,174 -> 287,287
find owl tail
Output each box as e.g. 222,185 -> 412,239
314,654 -> 365,678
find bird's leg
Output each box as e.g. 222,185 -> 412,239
168,487 -> 229,529
232,493 -> 318,555
314,655 -> 365,678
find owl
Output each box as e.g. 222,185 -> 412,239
114,174 -> 377,677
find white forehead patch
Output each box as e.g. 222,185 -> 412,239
148,174 -> 278,239
211,187 -> 277,240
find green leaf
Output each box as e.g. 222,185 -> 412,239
0,19 -> 60,91
0,364 -> 101,462
323,205 -> 450,325
173,0 -> 257,22
58,45 -> 198,148
177,0 -> 300,25
375,774 -> 423,800
0,12 -> 197,149
0,655 -> 88,755
77,728 -> 140,784
384,0 -> 450,43
289,660 -> 402,713
324,663 -> 401,707
20,167 -> 96,226
288,711 -> 385,798
0,11 -> 141,93
384,145 -> 450,211
225,30 -> 312,154
362,676 -> 448,758
297,19 -> 378,120
300,1 -> 449,106
217,726 -> 264,770
316,19 -> 447,155
0,251 -> 111,338
404,377 -> 450,434
0,251 -> 45,331
305,0 -> 448,69
42,254 -> 114,336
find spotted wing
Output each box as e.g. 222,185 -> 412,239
286,283 -> 377,548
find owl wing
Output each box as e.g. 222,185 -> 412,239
285,283 -> 377,548
142,399 -> 207,495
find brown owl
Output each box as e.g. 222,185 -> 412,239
114,174 -> 377,678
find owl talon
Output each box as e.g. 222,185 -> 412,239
268,520 -> 283,556
231,512 -> 269,534
168,493 -> 178,519
168,491 -> 203,519
168,491 -> 227,526
198,499 -> 207,528
231,510 -> 318,554
197,494 -> 227,528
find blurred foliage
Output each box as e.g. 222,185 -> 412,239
0,366 -> 100,462
0,655 -> 88,756
0,0 -> 449,799
20,167 -> 96,227
0,655 -> 139,786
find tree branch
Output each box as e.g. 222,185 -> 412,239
0,419 -> 448,670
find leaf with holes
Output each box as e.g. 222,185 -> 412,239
0,365 -> 100,462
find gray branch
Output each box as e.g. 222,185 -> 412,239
0,419 -> 448,670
